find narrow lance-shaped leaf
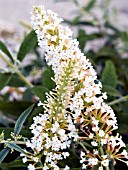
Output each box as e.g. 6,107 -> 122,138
64,19 -> 95,26
0,160 -> 27,168
102,85 -> 121,97
33,86 -> 49,102
104,21 -> 120,33
0,73 -> 12,90
0,40 -> 13,63
96,47 -> 116,57
0,148 -> 10,164
8,74 -> 25,87
0,73 -> 25,88
0,101 -> 33,116
83,0 -> 96,12
14,104 -> 35,136
77,29 -> 86,51
102,60 -> 117,88
17,30 -> 37,61
42,67 -> 55,90
7,143 -> 26,154
71,16 -> 81,25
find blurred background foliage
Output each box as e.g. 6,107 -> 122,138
0,0 -> 128,169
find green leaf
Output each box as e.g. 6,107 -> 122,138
14,104 -> 35,136
0,73 -> 12,90
71,16 -> 81,25
0,73 -> 25,89
42,67 -> 55,90
64,19 -> 95,27
77,29 -> 103,51
120,31 -> 128,47
22,89 -> 33,101
102,85 -> 121,97
0,148 -> 10,164
121,101 -> 128,114
83,0 -> 96,12
77,29 -> 86,51
104,21 -> 120,33
102,60 -> 117,88
0,101 -> 33,116
8,74 -> 25,87
33,86 -> 49,102
7,143 -> 26,154
0,41 -> 13,63
96,47 -> 116,57
0,159 -> 27,168
17,30 -> 37,61
26,106 -> 44,129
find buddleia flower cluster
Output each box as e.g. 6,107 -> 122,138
21,5 -> 128,170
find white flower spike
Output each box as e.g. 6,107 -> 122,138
20,5 -> 128,170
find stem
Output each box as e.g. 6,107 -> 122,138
99,144 -> 110,170
0,52 -> 33,88
15,69 -> 33,88
105,166 -> 110,170
99,145 -> 104,155
35,167 -> 43,170
78,141 -> 88,152
108,95 -> 128,106
19,21 -> 32,29
0,140 -> 26,145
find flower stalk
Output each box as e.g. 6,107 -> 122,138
108,95 -> 128,106
0,52 -> 33,88
0,140 -> 26,145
